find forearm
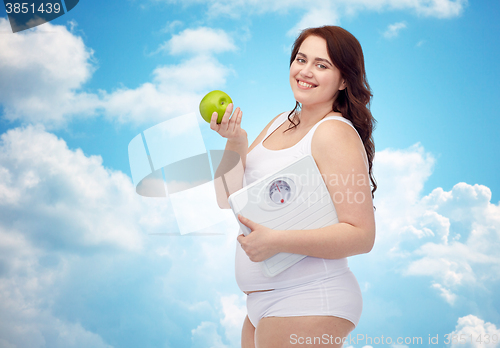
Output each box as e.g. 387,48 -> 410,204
216,137 -> 248,172
275,222 -> 375,259
214,138 -> 248,208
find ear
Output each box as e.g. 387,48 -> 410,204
339,79 -> 347,91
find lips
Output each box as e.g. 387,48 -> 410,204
297,79 -> 317,89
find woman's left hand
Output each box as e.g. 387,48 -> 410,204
237,214 -> 282,262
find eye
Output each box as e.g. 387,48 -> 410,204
296,57 -> 306,64
316,63 -> 327,69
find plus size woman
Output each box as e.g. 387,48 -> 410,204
211,26 -> 376,348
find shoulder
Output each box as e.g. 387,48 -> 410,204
311,118 -> 367,167
313,118 -> 361,150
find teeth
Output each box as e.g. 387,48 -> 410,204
298,81 -> 314,88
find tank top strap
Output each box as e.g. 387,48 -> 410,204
264,112 -> 291,138
306,116 -> 360,146
313,116 -> 358,134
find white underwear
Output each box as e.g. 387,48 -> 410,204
246,269 -> 362,328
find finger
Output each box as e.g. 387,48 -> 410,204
238,214 -> 245,224
237,109 -> 243,127
230,107 -> 241,132
224,102 -> 234,116
237,234 -> 245,244
238,214 -> 253,229
220,103 -> 233,130
210,111 -> 218,129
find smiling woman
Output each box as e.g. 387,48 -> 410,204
210,25 -> 376,348
289,36 -> 346,113
286,27 -> 376,199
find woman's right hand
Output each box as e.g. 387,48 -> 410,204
210,103 -> 247,143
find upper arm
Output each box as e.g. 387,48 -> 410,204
247,113 -> 284,153
311,121 -> 375,238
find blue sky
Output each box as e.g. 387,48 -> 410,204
0,0 -> 499,347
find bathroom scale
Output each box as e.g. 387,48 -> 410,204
228,154 -> 339,277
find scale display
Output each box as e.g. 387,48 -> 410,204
269,179 -> 291,204
228,154 -> 339,277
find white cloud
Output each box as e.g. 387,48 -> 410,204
431,282 -> 458,305
161,20 -> 184,33
0,124 -> 246,347
0,19 -> 236,128
404,183 -> 500,290
0,125 -> 161,251
220,294 -> 247,347
372,143 -> 435,246
384,21 -> 407,38
162,27 -> 237,55
101,55 -> 234,125
0,201 -> 117,348
0,18 -> 99,128
371,144 -> 500,305
287,5 -> 341,37
409,0 -> 467,18
151,0 -> 467,36
191,321 -> 230,348
416,39 -> 426,47
0,292 -> 114,348
153,55 -> 233,91
103,27 -> 236,126
448,315 -> 500,348
302,0 -> 463,37
347,0 -> 467,18
163,0 -> 467,19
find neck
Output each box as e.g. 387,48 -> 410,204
296,103 -> 335,128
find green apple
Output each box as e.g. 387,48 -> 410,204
199,90 -> 233,124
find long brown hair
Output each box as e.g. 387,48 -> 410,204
287,26 -> 377,198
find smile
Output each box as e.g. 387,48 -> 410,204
297,80 -> 316,89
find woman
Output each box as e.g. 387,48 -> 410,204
211,26 -> 376,348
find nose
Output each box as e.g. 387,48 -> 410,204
299,63 -> 313,78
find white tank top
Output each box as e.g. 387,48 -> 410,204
235,111 -> 362,292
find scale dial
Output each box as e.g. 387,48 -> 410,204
269,179 -> 291,204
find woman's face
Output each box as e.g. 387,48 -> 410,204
289,35 -> 345,110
